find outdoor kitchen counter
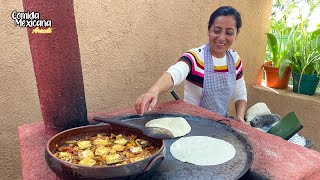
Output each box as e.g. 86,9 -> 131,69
18,100 -> 320,180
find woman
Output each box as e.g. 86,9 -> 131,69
135,6 -> 247,124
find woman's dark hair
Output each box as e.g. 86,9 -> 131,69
208,6 -> 242,31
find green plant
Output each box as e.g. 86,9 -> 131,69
267,0 -> 320,79
266,27 -> 292,68
268,0 -> 320,94
279,22 -> 320,79
266,14 -> 294,68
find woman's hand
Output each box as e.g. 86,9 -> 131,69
135,72 -> 174,116
235,100 -> 247,125
235,116 -> 246,125
135,90 -> 159,116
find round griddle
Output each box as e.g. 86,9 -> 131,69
110,113 -> 254,180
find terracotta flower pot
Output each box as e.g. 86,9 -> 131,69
263,61 -> 291,89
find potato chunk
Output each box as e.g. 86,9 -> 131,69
57,152 -> 73,162
114,138 -> 128,145
95,146 -> 110,156
112,144 -> 125,152
129,153 -> 145,163
105,154 -> 122,164
78,149 -> 94,159
130,146 -> 143,154
93,139 -> 111,146
77,141 -> 92,150
78,157 -> 96,166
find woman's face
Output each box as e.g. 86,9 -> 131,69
208,15 -> 238,58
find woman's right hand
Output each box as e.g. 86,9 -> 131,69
135,90 -> 159,116
135,72 -> 174,116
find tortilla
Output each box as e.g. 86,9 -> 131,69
170,136 -> 236,166
145,117 -> 191,138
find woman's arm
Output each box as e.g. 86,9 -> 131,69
135,61 -> 190,115
235,99 -> 247,123
233,77 -> 247,124
135,72 -> 173,116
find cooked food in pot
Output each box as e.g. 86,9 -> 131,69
54,133 -> 159,166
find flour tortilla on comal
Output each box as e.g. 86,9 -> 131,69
170,136 -> 236,166
145,117 -> 191,138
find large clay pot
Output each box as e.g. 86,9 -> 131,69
45,124 -> 165,179
263,61 -> 291,89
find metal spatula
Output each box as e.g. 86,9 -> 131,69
93,116 -> 174,140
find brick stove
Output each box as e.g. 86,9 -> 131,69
19,101 -> 320,179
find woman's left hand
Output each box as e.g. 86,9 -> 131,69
234,100 -> 247,125
235,117 -> 246,125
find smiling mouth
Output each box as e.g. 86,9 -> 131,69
215,42 -> 226,46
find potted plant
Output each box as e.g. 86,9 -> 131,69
279,28 -> 320,95
264,28 -> 292,89
264,2 -> 294,89
279,2 -> 320,95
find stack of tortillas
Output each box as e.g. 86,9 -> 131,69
145,117 -> 191,138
